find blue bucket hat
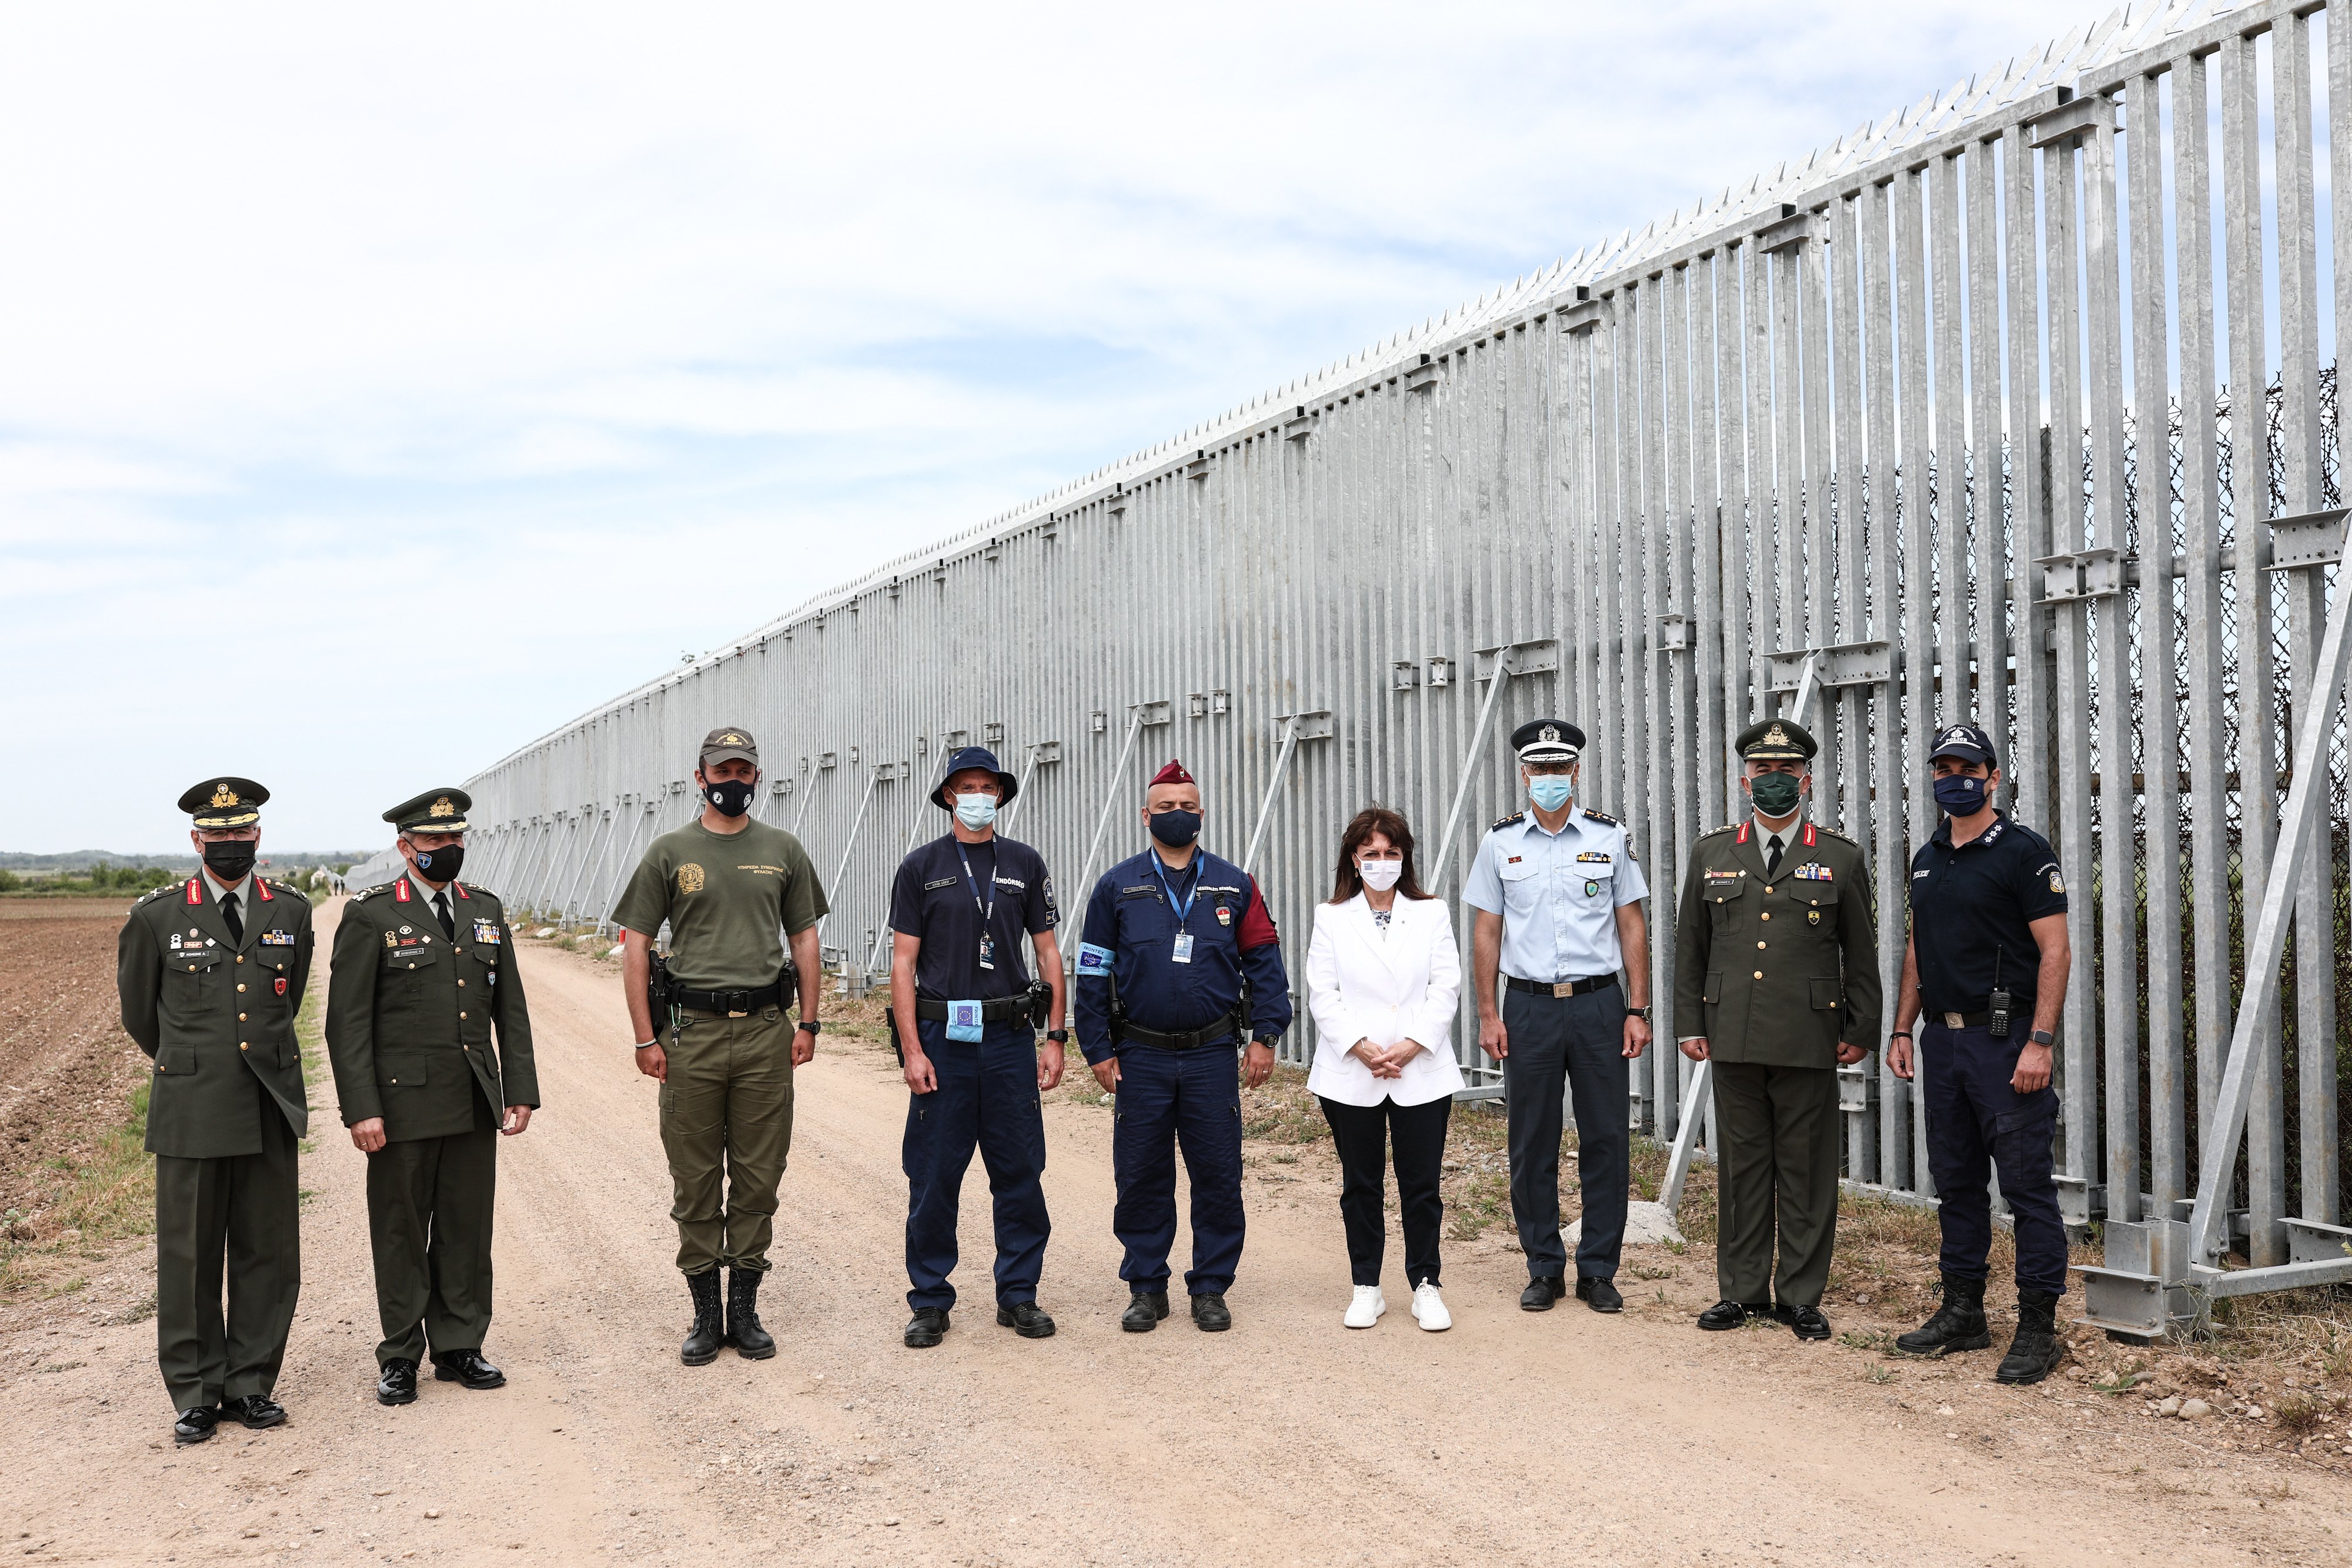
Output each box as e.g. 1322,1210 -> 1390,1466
931,745 -> 1018,810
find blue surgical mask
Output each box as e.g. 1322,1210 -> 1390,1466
1528,775 -> 1574,813
954,793 -> 998,830
1932,773 -> 1990,816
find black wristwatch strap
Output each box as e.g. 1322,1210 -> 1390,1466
1045,1028 -> 1070,1043
797,1018 -> 822,1035
2028,1028 -> 2055,1046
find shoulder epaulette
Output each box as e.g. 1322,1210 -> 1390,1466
1814,824 -> 1859,847
268,878 -> 303,895
1581,808 -> 1621,827
135,884 -> 173,906
1697,823 -> 1739,840
1489,811 -> 1526,832
352,882 -> 395,902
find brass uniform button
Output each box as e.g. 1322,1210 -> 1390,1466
1763,885 -> 1774,895
236,983 -> 247,992
1760,912 -> 1770,921
239,1042 -> 249,1052
1753,970 -> 1763,979
238,1012 -> 247,1021
459,1012 -> 467,1020
1757,940 -> 1766,950
457,978 -> 466,987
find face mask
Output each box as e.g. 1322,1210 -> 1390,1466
1527,775 -> 1574,813
1748,772 -> 1803,818
411,842 -> 465,883
202,839 -> 257,883
955,793 -> 998,830
1149,809 -> 1201,848
1358,858 -> 1403,892
704,778 -> 756,818
1932,773 -> 1990,816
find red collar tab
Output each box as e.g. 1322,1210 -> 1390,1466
394,880 -> 412,902
185,878 -> 202,904
1735,823 -> 1750,844
255,879 -> 274,902
453,882 -> 470,900
1803,822 -> 1818,847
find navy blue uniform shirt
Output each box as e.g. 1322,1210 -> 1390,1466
887,834 -> 1056,1001
1907,811 -> 2068,1014
1071,846 -> 1293,1065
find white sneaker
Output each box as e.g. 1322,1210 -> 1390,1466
1411,1281 -> 1451,1331
1344,1285 -> 1387,1328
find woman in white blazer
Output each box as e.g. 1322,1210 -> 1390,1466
1305,807 -> 1465,1330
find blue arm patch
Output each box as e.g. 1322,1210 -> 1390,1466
1075,941 -> 1116,978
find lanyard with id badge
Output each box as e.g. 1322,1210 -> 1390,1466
1151,856 -> 1199,964
947,844 -> 997,1041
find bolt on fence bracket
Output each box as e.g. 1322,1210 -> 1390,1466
2263,506 -> 2349,571
2035,547 -> 2126,603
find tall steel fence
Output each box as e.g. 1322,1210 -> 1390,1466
468,1 -> 2352,1315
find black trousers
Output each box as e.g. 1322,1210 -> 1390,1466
1501,985 -> 1629,1280
1318,1095 -> 1451,1288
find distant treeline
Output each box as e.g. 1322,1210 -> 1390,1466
0,861 -> 356,897
0,850 -> 372,872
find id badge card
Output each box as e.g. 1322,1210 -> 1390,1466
1171,932 -> 1195,964
979,934 -> 996,971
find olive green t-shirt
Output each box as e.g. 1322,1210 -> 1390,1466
611,819 -> 829,991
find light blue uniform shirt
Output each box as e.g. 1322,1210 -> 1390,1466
1462,805 -> 1649,983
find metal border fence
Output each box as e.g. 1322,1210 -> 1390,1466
466,1 -> 2352,1323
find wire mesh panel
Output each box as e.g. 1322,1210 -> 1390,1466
468,0 -> 2351,1250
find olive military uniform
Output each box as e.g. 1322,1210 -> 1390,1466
326,790 -> 537,1372
1672,721 -> 1881,1316
117,779 -> 313,1422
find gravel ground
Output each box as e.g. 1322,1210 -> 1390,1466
6,899 -> 2351,1566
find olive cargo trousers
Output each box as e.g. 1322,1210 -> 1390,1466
661,1005 -> 796,1276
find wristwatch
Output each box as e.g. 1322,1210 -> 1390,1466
2028,1028 -> 2056,1047
1628,1006 -> 1652,1022
1888,1031 -> 1913,1041
796,1019 -> 823,1035
1045,1028 -> 1070,1044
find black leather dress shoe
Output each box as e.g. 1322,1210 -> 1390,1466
1121,1292 -> 1170,1333
997,1300 -> 1056,1338
172,1405 -> 221,1445
376,1359 -> 419,1406
1519,1275 -> 1567,1311
1190,1293 -> 1232,1332
432,1350 -> 506,1389
904,1307 -> 950,1348
1780,1303 -> 1833,1341
1576,1276 -> 1623,1313
223,1393 -> 286,1429
1696,1300 -> 1774,1331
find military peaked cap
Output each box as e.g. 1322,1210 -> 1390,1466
179,777 -> 268,829
1736,718 -> 1818,762
385,788 -> 472,834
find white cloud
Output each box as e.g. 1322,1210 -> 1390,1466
1,0 -> 2107,851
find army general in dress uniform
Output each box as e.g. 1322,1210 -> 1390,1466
118,779 -> 313,1445
326,788 -> 538,1406
1672,719 -> 1880,1340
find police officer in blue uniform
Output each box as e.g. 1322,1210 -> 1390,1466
1886,723 -> 2073,1385
1465,720 -> 1654,1314
886,745 -> 1067,1350
1074,758 -> 1294,1333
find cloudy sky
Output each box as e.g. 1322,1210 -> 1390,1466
4,0 -> 2090,855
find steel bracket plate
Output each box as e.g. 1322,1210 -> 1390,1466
1390,660 -> 1419,691
1404,357 -> 1440,393
2262,507 -> 2348,571
1131,700 -> 1172,727
2070,1265 -> 2180,1340
1558,298 -> 1609,335
1030,740 -> 1063,765
1282,412 -> 1315,443
2027,93 -> 2114,149
1765,640 -> 1892,692
1756,209 -> 1813,253
1272,710 -> 1334,742
2036,547 -> 2126,602
1835,1062 -> 1875,1114
1656,613 -> 1690,652
1475,638 -> 1561,683
2052,1174 -> 2103,1226
2284,1217 -> 2352,1265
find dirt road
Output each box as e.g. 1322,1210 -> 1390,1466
9,901 -> 2351,1566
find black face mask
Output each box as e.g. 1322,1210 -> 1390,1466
411,843 -> 465,883
704,778 -> 756,818
1149,809 -> 1201,849
202,839 -> 258,883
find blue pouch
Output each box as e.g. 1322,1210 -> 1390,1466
946,1000 -> 985,1043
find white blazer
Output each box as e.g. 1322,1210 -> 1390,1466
1304,893 -> 1466,1108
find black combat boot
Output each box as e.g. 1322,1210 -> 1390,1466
681,1270 -> 725,1366
727,1269 -> 776,1360
1895,1272 -> 1990,1356
1995,1289 -> 2065,1386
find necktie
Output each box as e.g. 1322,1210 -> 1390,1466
221,891 -> 244,943
1766,834 -> 1784,878
433,891 -> 455,942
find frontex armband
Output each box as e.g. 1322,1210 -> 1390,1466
1075,942 -> 1116,977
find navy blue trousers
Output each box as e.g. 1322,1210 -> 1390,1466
1112,1045 -> 1245,1297
901,1019 -> 1050,1312
1919,1020 -> 2068,1297
1501,986 -> 1629,1281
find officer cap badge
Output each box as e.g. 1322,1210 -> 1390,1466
210,783 -> 239,808
429,795 -> 456,818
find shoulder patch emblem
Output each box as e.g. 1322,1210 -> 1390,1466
1489,812 -> 1526,832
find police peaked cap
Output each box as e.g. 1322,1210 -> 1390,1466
1510,720 -> 1583,764
933,745 -> 1018,810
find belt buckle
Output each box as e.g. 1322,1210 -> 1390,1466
726,991 -> 750,1018
1552,981 -> 1574,999
1942,1011 -> 1965,1029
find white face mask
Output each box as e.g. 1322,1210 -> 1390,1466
1358,858 -> 1404,892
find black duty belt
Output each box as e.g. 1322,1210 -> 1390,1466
1932,1010 -> 1993,1029
1120,1010 -> 1244,1051
674,982 -> 787,1017
913,997 -> 1033,1023
1504,973 -> 1619,999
